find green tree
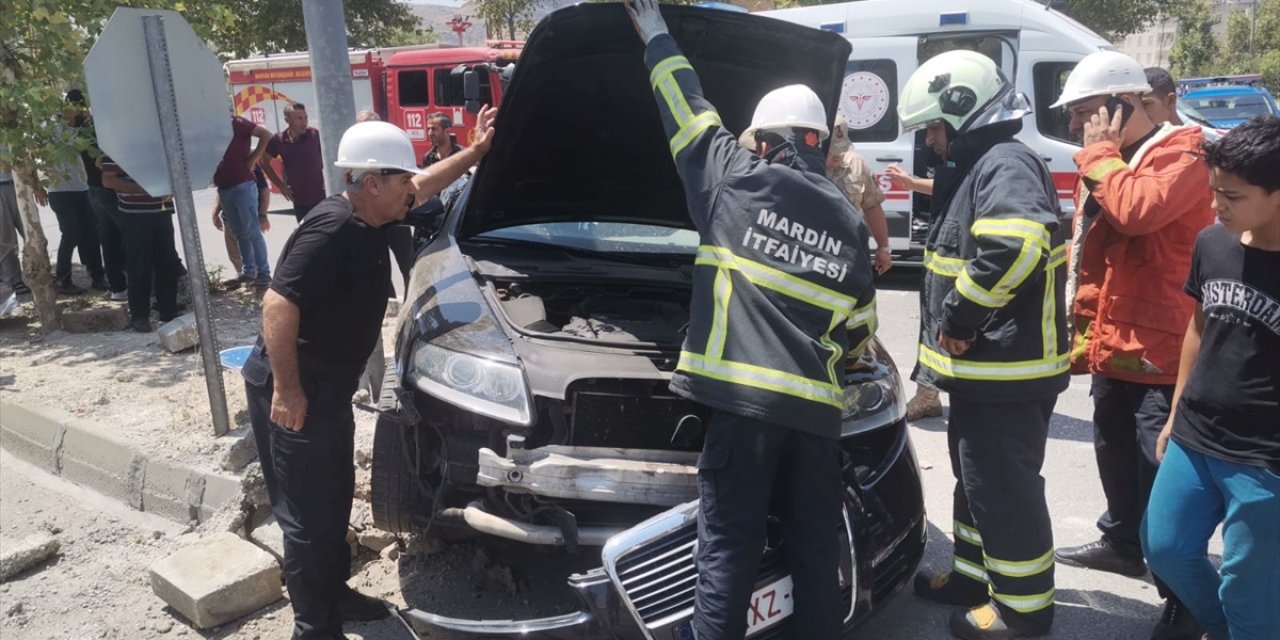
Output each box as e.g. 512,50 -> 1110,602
1170,0 -> 1219,78
468,0 -> 543,40
206,0 -> 427,58
1048,0 -> 1177,40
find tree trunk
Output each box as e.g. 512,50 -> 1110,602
11,165 -> 60,333
507,15 -> 516,41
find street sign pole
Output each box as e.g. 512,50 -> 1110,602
142,15 -> 231,437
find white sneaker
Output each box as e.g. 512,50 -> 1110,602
109,289 -> 128,302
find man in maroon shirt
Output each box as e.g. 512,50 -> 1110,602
262,103 -> 326,222
215,115 -> 273,285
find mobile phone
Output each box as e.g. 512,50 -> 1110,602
1105,96 -> 1135,128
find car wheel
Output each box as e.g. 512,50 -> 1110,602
370,367 -> 436,534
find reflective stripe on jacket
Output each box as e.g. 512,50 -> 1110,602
914,131 -> 1070,401
644,35 -> 877,438
1068,125 -> 1215,385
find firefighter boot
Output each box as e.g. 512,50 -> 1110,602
906,387 -> 943,420
949,602 -> 1051,640
913,570 -> 988,607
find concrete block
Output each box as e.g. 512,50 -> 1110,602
249,516 -> 284,562
0,401 -> 65,474
158,313 -> 199,353
149,532 -> 281,629
61,306 -> 129,334
197,472 -> 242,523
0,534 -> 60,582
220,431 -> 258,472
357,528 -> 397,553
59,417 -> 138,505
143,458 -> 197,523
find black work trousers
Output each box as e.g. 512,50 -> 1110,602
246,361 -> 358,640
48,190 -> 104,283
692,409 -> 843,640
118,212 -> 177,322
1091,375 -> 1175,599
948,396 -> 1057,627
86,186 -> 127,292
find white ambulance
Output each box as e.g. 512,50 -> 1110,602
761,0 -> 1112,264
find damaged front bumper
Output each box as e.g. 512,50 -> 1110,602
397,418 -> 926,640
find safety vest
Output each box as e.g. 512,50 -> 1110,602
914,131 -> 1070,401
644,35 -> 877,438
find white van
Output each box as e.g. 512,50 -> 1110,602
761,0 -> 1112,265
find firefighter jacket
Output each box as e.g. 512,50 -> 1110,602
643,35 -> 877,439
1068,124 -> 1215,385
915,121 -> 1070,401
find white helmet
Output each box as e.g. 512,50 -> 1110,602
334,121 -> 426,175
1050,50 -> 1152,109
739,84 -> 829,148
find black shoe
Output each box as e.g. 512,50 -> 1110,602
129,318 -> 152,333
90,276 -> 109,291
157,310 -> 180,323
338,587 -> 390,622
950,603 -> 1051,640
57,281 -> 87,296
1055,539 -> 1147,577
914,570 -> 989,607
1150,599 -> 1203,640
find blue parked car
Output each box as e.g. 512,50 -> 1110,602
1179,84 -> 1279,129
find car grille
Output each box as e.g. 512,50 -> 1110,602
604,504 -> 853,639
610,524 -> 785,629
569,383 -> 705,452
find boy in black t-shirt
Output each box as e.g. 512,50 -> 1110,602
1142,116 -> 1280,640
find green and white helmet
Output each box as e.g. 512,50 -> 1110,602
898,50 -> 1031,135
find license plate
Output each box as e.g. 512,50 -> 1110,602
745,575 -> 794,636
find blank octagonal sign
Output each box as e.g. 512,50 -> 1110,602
84,7 -> 232,197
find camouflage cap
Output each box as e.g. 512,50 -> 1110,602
829,114 -> 851,157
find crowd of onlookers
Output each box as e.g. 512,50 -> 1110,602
0,91 -> 471,332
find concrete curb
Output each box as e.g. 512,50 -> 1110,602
0,399 -> 241,525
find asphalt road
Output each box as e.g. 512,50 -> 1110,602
22,203 -> 1222,639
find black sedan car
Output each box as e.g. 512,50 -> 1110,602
371,4 -> 925,638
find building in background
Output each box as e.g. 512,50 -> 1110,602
1117,0 -> 1260,69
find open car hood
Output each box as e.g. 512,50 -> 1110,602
459,3 -> 852,239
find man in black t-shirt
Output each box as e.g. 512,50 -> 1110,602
1142,116 -> 1280,640
241,111 -> 495,640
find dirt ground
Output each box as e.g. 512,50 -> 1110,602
0,274 -> 591,640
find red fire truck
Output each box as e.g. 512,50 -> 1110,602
224,42 -> 520,164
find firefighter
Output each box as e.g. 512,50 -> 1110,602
624,1 -> 877,638
900,51 -> 1069,639
1051,50 -> 1214,640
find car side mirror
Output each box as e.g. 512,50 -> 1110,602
463,69 -> 481,114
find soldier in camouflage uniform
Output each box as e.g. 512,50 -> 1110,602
827,115 -> 892,275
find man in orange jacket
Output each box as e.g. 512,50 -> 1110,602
1051,51 -> 1215,640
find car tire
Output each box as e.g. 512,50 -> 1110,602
370,367 -> 434,534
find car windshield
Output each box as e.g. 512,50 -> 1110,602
474,222 -> 700,255
1181,94 -> 1276,120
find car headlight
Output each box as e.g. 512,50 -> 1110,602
841,352 -> 906,437
410,342 -> 533,425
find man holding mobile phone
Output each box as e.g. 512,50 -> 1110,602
1051,50 -> 1216,640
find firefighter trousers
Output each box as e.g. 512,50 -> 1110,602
692,409 -> 843,640
947,395 -> 1057,627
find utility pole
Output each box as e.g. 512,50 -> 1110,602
302,0 -> 357,196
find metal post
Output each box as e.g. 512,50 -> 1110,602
142,15 -> 231,437
302,0 -> 357,196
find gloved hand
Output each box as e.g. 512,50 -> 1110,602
625,0 -> 669,45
